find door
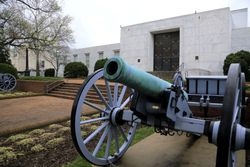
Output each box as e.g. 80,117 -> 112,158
154,31 -> 180,71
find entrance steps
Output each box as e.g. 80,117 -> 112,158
47,82 -> 115,104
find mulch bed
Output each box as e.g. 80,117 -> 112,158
0,121 -> 79,167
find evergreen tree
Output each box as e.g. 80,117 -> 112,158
0,44 -> 11,64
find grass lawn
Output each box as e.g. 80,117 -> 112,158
19,76 -> 63,81
63,126 -> 154,167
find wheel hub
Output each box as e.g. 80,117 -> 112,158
110,107 -> 125,126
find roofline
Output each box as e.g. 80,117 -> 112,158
231,8 -> 248,13
71,43 -> 120,50
122,7 -> 230,28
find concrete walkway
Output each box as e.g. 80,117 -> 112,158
0,96 -> 97,136
117,134 -> 245,167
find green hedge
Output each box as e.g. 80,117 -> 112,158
45,68 -> 55,77
223,50 -> 250,81
64,62 -> 88,78
0,63 -> 18,78
19,76 -> 63,81
94,58 -> 108,71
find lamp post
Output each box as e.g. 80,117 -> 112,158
56,50 -> 59,77
24,47 -> 30,76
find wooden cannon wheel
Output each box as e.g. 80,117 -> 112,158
71,69 -> 138,166
216,64 -> 244,167
0,73 -> 16,91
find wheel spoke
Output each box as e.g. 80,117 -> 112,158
113,83 -> 118,105
80,116 -> 109,125
105,79 -> 113,107
105,128 -> 112,159
120,96 -> 132,109
112,126 -> 120,153
84,100 -> 108,114
93,84 -> 111,110
233,89 -> 240,122
93,125 -> 110,156
118,126 -> 128,142
117,86 -> 127,106
84,122 -> 109,144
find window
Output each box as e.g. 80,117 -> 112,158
85,53 -> 90,68
98,51 -> 104,59
40,60 -> 45,68
73,54 -> 78,62
113,49 -> 120,56
63,55 -> 68,64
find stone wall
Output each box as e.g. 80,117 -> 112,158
16,80 -> 53,93
231,27 -> 250,53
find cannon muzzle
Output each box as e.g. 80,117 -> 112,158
103,57 -> 173,99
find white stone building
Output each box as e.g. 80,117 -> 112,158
10,48 -> 57,76
11,7 -> 250,77
68,43 -> 120,73
119,7 -> 250,76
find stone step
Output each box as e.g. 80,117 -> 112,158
59,86 -> 81,90
50,90 -> 77,96
48,81 -> 122,104
55,88 -> 79,93
63,83 -> 82,86
48,93 -> 75,100
85,97 -> 102,104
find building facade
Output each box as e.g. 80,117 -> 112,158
10,48 -> 57,76
68,43 -> 120,73
10,7 -> 250,77
119,8 -> 250,76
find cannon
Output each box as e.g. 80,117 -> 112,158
0,73 -> 16,91
71,57 -> 250,166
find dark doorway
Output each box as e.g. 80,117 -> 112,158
154,31 -> 180,71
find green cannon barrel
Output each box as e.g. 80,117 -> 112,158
103,57 -> 173,99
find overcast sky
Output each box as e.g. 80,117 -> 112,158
62,0 -> 250,49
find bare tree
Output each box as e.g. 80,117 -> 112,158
43,45 -> 70,77
0,0 -> 61,47
0,0 -> 74,75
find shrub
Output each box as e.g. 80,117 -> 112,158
5,134 -> 30,143
64,62 -> 88,78
45,137 -> 64,148
223,50 -> 250,81
48,124 -> 64,129
94,58 -> 108,71
0,45 -> 11,64
0,63 -> 18,78
40,132 -> 56,140
31,144 -> 45,152
16,138 -> 36,146
28,129 -> 46,135
44,68 -> 55,77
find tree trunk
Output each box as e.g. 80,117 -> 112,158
36,51 -> 40,76
56,68 -> 58,77
55,56 -> 59,77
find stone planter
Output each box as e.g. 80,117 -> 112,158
16,80 -> 53,93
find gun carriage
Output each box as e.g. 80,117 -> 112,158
0,73 -> 16,91
71,57 -> 250,167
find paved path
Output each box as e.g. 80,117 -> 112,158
117,134 -> 245,167
0,96 -> 97,136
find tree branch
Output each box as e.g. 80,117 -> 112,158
16,0 -> 58,13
